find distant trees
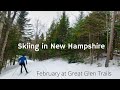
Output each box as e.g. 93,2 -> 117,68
32,11 -> 114,64
42,11 -> 120,65
1,11 -> 120,73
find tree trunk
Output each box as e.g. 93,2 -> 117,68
0,12 -> 6,62
13,55 -> 16,65
105,11 -> 116,67
10,58 -> 12,65
0,11 -> 17,73
0,30 -> 10,62
0,11 -> 6,39
0,30 -> 10,74
0,61 -> 2,74
96,32 -> 100,60
13,59 -> 16,65
106,12 -> 109,51
89,33 -> 93,65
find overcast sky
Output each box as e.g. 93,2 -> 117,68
27,11 -> 89,36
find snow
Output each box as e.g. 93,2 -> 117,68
0,58 -> 120,79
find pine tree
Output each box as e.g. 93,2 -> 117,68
17,11 -> 32,42
46,20 -> 57,44
57,11 -> 69,44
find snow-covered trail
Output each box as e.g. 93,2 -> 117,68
0,58 -> 120,79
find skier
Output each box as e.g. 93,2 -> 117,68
18,54 -> 28,74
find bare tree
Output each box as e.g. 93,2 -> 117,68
34,18 -> 45,43
31,19 -> 46,60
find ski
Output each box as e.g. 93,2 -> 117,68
24,71 -> 31,75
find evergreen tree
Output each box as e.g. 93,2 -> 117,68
57,11 -> 69,44
17,11 -> 32,42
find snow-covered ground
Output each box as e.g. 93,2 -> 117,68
0,58 -> 120,79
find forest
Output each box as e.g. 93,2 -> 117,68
0,11 -> 120,74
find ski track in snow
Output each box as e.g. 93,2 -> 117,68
0,58 -> 120,79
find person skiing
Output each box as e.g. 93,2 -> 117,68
18,54 -> 28,74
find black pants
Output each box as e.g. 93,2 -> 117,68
20,63 -> 28,73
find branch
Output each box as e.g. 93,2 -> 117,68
11,11 -> 17,23
8,11 -> 11,19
